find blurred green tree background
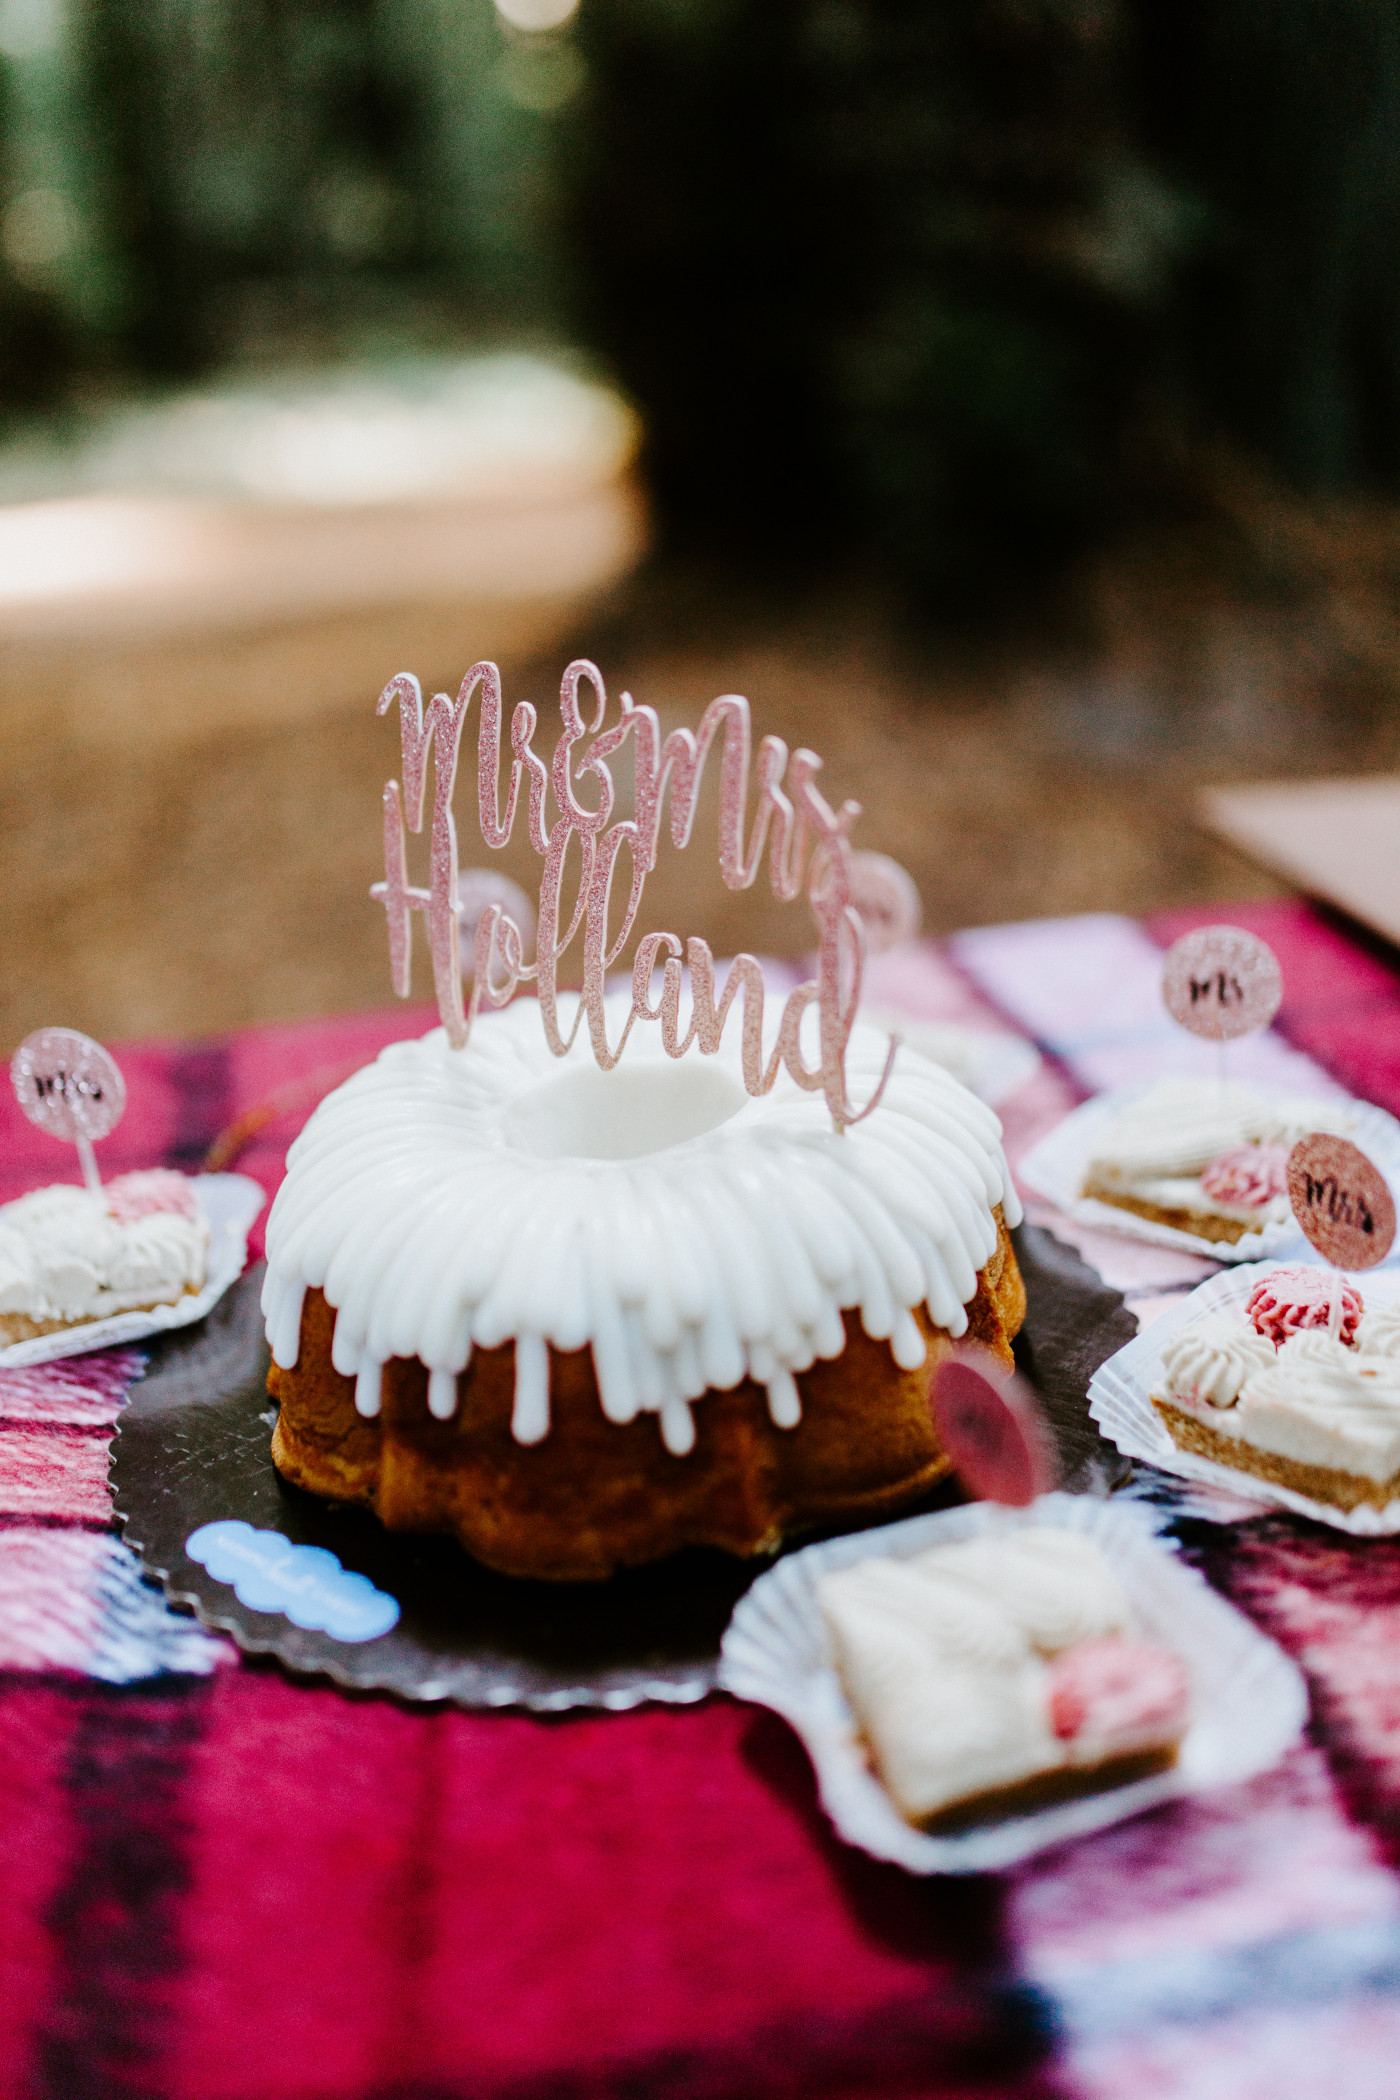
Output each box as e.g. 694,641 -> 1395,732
3,0 -> 1399,610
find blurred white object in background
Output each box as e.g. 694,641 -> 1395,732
847,851 -> 923,955
0,355 -> 633,510
860,1012 -> 1042,1108
493,0 -> 579,28
457,870 -> 537,978
0,354 -> 644,744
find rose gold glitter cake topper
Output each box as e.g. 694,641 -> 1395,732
372,659 -> 899,1128
930,1346 -> 1057,1507
11,1028 -> 126,1193
1162,925 -> 1283,1043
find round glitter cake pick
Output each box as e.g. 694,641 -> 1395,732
1286,1132 -> 1397,1338
1161,924 -> 1283,1094
11,1027 -> 126,1193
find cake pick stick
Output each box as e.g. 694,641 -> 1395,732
11,1028 -> 127,1194
930,1346 -> 1059,1507
1161,925 -> 1282,1100
1286,1134 -> 1396,1342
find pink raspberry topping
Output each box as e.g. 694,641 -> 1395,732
1247,1264 -> 1361,1346
104,1169 -> 199,1225
1047,1637 -> 1190,1748
1200,1143 -> 1290,1209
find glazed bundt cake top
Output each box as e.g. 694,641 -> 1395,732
261,992 -> 1021,1459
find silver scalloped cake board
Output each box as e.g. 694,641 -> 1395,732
110,1230 -> 1135,1711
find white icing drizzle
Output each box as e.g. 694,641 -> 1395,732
1160,1314 -> 1276,1409
261,994 -> 1020,1453
354,1358 -> 382,1419
510,1335 -> 549,1443
766,1368 -> 801,1430
427,1368 -> 460,1422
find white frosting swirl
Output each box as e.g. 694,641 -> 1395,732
261,994 -> 1021,1454
0,1183 -> 208,1324
822,1557 -> 1028,1670
1087,1079 -> 1351,1187
1358,1302 -> 1400,1359
1225,1337 -> 1400,1481
1160,1314 -> 1275,1409
913,1531 -> 1132,1652
1274,1330 -> 1361,1379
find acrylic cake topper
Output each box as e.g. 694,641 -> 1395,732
930,1346 -> 1058,1507
373,659 -> 898,1128
11,1027 -> 126,1193
1162,926 -> 1283,1044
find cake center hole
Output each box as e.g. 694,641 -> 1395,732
504,1058 -> 748,1161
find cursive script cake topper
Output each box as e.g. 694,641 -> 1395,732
372,658 -> 897,1129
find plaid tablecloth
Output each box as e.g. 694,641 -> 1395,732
7,901 -> 1400,2100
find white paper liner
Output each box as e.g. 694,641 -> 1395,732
717,1491 -> 1306,1874
0,1174 -> 266,1368
1017,1081 -> 1400,1263
1089,1261 -> 1400,1534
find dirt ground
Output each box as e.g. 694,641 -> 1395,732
6,473 -> 1400,1049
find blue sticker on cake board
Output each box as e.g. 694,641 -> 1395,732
186,1520 -> 400,1642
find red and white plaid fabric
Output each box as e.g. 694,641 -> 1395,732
6,902 -> 1400,2099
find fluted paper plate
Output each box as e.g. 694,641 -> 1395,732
1018,1082 -> 1400,1263
1090,1262 -> 1400,1534
718,1492 -> 1306,1873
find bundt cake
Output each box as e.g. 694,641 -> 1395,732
262,994 -> 1025,1580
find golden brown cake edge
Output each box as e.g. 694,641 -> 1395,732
269,1208 -> 1025,1580
1152,1394 -> 1400,1511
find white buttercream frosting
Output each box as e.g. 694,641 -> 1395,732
1358,1302 -> 1400,1359
1160,1314 -> 1276,1409
1085,1079 -> 1351,1194
1274,1330 -> 1361,1378
818,1563 -> 1057,1818
910,1530 -> 1133,1652
0,1183 -> 208,1325
1160,1310 -> 1400,1483
260,993 -> 1021,1454
817,1529 -> 1174,1825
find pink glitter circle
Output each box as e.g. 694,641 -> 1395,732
1162,926 -> 1282,1042
1199,1144 -> 1290,1208
930,1349 -> 1057,1507
1287,1134 -> 1397,1270
11,1028 -> 126,1143
1247,1264 -> 1362,1346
